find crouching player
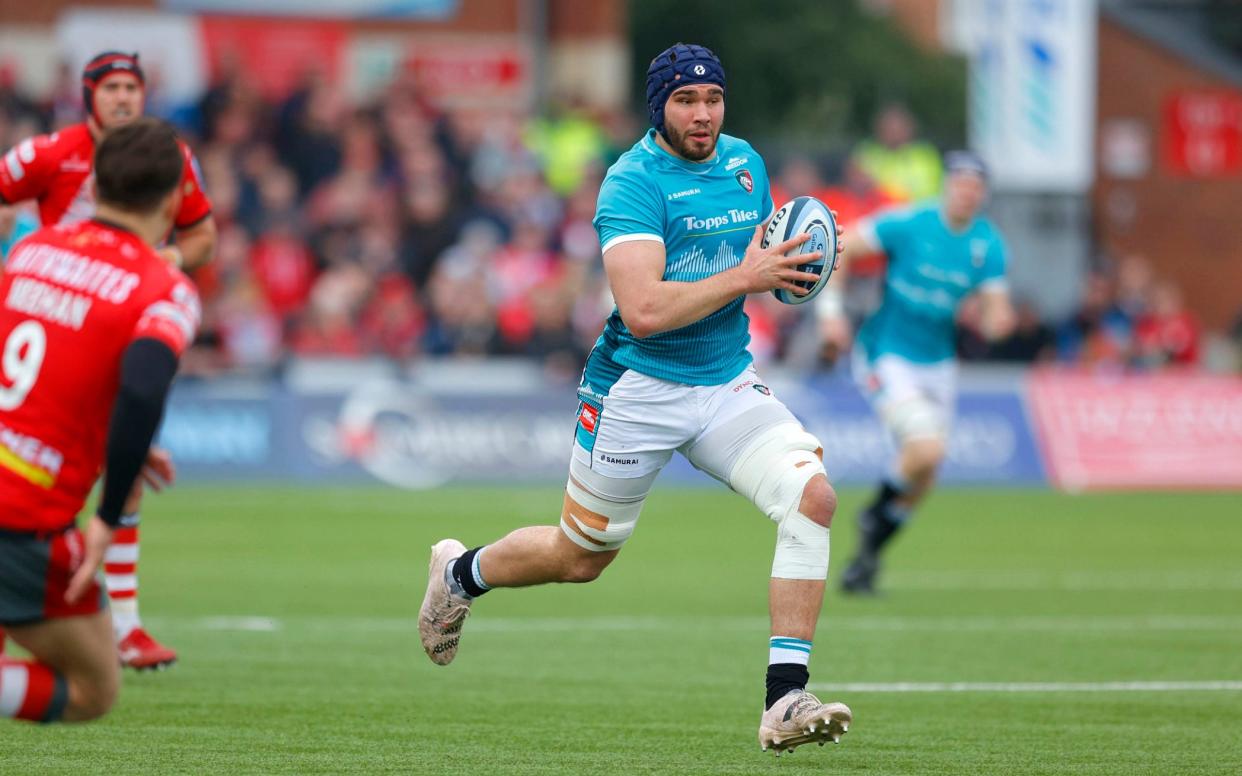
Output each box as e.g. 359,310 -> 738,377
420,43 -> 852,756
0,51 -> 217,669
0,118 -> 199,723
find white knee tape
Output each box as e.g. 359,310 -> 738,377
729,423 -> 825,523
773,512 -> 830,580
881,396 -> 947,444
561,475 -> 646,552
728,423 -> 830,580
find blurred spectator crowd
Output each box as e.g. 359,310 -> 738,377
0,65 -> 1232,376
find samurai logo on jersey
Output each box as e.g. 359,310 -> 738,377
666,187 -> 701,201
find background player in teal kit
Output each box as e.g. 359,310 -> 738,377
818,151 -> 1016,595
419,43 -> 853,756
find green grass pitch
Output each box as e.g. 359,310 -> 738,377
4,485 -> 1241,775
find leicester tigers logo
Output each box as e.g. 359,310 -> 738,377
735,169 -> 754,193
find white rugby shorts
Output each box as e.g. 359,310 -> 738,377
572,364 -> 801,482
852,350 -> 957,443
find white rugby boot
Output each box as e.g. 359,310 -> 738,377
758,690 -> 852,756
418,539 -> 472,665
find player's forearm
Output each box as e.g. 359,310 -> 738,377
978,292 -> 1017,341
173,217 -> 217,269
815,237 -> 862,322
621,268 -> 750,338
98,340 -> 178,525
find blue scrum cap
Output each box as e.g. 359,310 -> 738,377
944,150 -> 989,181
645,43 -> 726,139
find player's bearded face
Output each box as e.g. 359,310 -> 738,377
94,74 -> 145,130
944,172 -> 986,223
664,85 -> 724,161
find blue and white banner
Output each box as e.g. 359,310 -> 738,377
160,366 -> 1045,488
960,0 -> 1098,192
161,0 -> 458,19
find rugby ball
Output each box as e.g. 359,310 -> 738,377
762,196 -> 838,305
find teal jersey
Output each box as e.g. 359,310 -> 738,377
0,209 -> 38,261
591,129 -> 774,386
858,204 -> 1008,364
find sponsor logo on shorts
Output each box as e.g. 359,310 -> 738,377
735,169 -> 754,193
578,403 -> 599,434
598,453 -> 638,465
752,384 -> 771,396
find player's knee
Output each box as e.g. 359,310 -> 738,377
798,474 -> 836,528
67,672 -> 119,721
561,550 -> 616,584
729,423 -> 827,525
904,438 -> 946,477
772,495 -> 831,580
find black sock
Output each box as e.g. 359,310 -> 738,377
867,479 -> 904,515
765,663 -> 809,709
450,547 -> 490,598
858,480 -> 908,557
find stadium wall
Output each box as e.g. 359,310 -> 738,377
157,363 -> 1242,491
3,0 -> 629,110
1095,14 -> 1242,332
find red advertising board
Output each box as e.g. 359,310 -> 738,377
394,38 -> 531,108
1028,371 -> 1242,490
1162,90 -> 1242,177
199,16 -> 348,98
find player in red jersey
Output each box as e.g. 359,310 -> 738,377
0,52 -> 216,267
0,52 -> 216,668
0,119 -> 199,723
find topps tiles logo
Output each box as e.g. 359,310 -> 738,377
682,208 -> 759,231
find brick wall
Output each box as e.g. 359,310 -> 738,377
1095,17 -> 1242,330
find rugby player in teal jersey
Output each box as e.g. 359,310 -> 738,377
420,43 -> 853,756
818,151 -> 1017,595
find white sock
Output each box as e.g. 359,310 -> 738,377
769,636 -> 812,666
104,518 -> 142,638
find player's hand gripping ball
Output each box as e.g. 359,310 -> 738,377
762,196 -> 839,305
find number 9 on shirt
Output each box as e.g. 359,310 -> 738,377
762,196 -> 838,305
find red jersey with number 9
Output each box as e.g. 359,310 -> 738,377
0,219 -> 200,532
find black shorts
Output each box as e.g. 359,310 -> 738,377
0,525 -> 107,626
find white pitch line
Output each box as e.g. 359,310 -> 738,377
883,570 -> 1242,592
810,681 -> 1242,694
176,614 -> 1242,634
198,616 -> 282,632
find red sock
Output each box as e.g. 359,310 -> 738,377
0,659 -> 68,722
